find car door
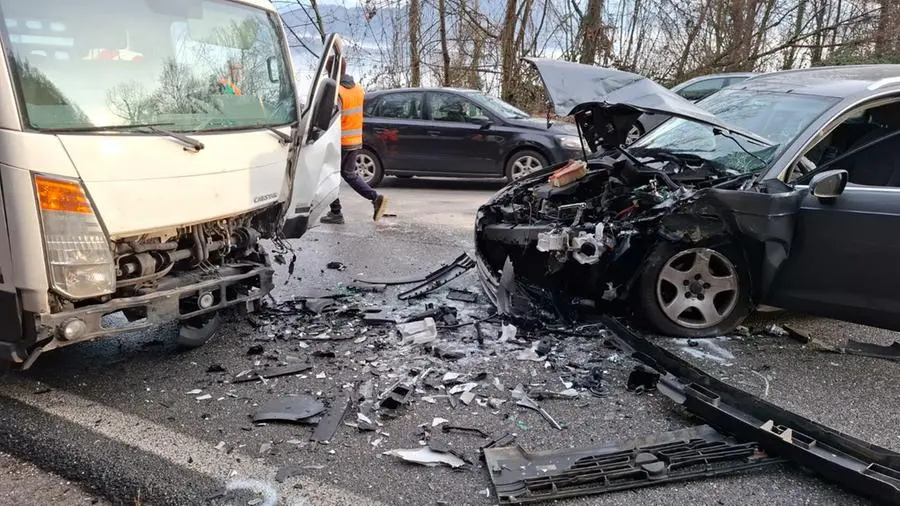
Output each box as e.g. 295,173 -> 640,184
422,91 -> 500,174
368,91 -> 428,172
281,34 -> 343,239
767,185 -> 900,331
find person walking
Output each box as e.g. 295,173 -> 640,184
320,57 -> 388,224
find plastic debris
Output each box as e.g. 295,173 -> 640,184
397,318 -> 438,345
383,447 -> 466,468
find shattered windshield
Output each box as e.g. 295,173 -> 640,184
632,89 -> 837,173
0,0 -> 296,132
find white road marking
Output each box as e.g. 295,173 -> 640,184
1,377 -> 385,506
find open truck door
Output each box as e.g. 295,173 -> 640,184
281,33 -> 344,239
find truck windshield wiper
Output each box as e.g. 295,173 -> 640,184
265,123 -> 295,144
49,122 -> 204,151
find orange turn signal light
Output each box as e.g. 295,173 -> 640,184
34,175 -> 92,214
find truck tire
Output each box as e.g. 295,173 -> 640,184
176,312 -> 222,349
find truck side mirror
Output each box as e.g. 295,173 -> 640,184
312,77 -> 337,134
267,56 -> 280,83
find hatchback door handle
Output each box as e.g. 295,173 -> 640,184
427,130 -> 441,136
373,128 -> 385,134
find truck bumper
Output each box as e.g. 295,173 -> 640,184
26,263 -> 273,361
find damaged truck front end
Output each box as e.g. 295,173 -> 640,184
475,58 -> 827,337
0,1 -> 346,367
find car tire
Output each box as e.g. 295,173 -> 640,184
637,242 -> 752,337
505,150 -> 548,182
355,148 -> 384,188
175,312 -> 222,349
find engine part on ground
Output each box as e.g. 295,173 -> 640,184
484,424 -> 782,504
601,316 -> 900,505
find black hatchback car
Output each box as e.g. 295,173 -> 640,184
355,88 -> 585,187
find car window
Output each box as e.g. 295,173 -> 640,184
375,92 -> 423,119
676,78 -> 729,101
725,76 -> 751,87
363,96 -> 379,116
791,100 -> 900,186
428,92 -> 488,123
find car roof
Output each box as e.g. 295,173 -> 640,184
365,87 -> 480,98
733,65 -> 900,98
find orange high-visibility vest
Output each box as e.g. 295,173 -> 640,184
339,83 -> 364,150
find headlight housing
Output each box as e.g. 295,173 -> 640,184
556,135 -> 584,150
34,175 -> 115,299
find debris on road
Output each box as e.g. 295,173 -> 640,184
252,395 -> 326,424
396,318 -> 438,345
783,324 -> 811,344
843,339 -> 900,362
383,447 -> 467,469
484,424 -> 782,503
310,395 -> 352,442
398,253 -> 476,300
232,362 -> 313,383
515,395 -> 563,430
326,261 -> 346,271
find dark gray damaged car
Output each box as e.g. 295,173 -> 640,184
476,60 -> 900,337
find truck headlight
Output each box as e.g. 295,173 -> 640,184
556,135 -> 584,150
34,175 -> 115,300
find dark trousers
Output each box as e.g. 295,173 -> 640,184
330,149 -> 378,214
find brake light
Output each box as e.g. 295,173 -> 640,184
33,175 -> 115,300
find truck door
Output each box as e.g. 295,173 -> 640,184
281,33 -> 344,239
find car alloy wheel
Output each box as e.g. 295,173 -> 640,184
510,155 -> 544,180
625,124 -> 643,144
356,152 -> 378,184
655,247 -> 740,329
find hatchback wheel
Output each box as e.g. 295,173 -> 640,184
505,150 -> 547,182
625,123 -> 644,144
355,148 -> 384,188
638,243 -> 752,337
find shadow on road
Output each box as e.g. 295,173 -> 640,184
377,176 -> 507,192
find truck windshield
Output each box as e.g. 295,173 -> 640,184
0,0 -> 296,133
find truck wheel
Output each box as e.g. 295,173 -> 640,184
176,312 -> 222,349
637,242 -> 752,338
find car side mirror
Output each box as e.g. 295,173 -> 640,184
472,117 -> 492,129
809,169 -> 848,202
312,77 -> 337,134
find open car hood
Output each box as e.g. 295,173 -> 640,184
524,58 -> 771,150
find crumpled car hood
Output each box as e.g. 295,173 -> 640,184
524,58 -> 770,147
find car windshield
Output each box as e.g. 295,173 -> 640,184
469,92 -> 531,119
0,0 -> 296,133
631,89 -> 838,173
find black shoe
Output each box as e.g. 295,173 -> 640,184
320,212 -> 345,225
373,195 -> 388,221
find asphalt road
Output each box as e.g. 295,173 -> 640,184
0,175 -> 894,506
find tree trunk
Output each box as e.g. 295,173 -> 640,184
409,0 -> 421,86
578,0 -> 605,64
499,0 -> 518,101
438,0 -> 452,86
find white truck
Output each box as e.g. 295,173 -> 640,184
0,0 -> 344,368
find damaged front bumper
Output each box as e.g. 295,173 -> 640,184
25,263 -> 273,362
